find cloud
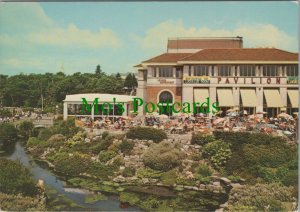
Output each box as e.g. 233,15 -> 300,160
0,3 -> 121,49
0,58 -> 45,69
28,25 -> 121,48
132,20 -> 297,52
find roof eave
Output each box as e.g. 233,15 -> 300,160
177,60 -> 299,64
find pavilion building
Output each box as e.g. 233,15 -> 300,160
135,37 -> 299,117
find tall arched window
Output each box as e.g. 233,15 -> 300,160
159,91 -> 173,103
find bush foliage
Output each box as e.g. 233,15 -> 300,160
191,133 -> 215,145
126,127 -> 167,143
203,140 -> 232,169
0,158 -> 38,196
143,141 -> 184,171
227,183 -> 295,211
214,132 -> 298,185
119,139 -> 134,154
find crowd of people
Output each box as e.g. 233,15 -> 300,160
75,109 -> 298,141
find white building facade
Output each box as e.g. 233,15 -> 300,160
136,38 -> 299,117
63,94 -> 136,120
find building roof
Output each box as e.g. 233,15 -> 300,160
180,48 -> 298,62
133,64 -> 143,68
141,48 -> 298,64
167,37 -> 243,51
64,93 -> 136,103
142,53 -> 192,64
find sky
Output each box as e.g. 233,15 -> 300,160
0,1 -> 298,76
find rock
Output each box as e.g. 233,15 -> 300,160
142,178 -> 149,184
84,138 -> 91,143
220,202 -> 228,208
213,181 -> 221,186
231,183 -> 243,189
220,177 -> 231,184
194,145 -> 200,149
149,178 -> 158,183
113,175 -> 125,183
199,184 -> 206,190
119,166 -> 125,171
127,176 -> 138,182
192,186 -> 199,191
93,136 -> 100,141
215,208 -> 224,212
183,186 -> 194,190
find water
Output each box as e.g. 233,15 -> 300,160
2,142 -> 140,211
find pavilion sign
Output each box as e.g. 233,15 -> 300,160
183,76 -> 210,84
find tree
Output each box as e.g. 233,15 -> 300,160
124,73 -> 137,91
124,73 -> 133,89
131,74 -> 138,88
18,120 -> 34,139
116,72 -> 121,79
0,123 -> 18,145
95,65 -> 102,75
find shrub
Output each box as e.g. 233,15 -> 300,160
126,127 -> 167,143
47,134 -> 66,149
136,168 -> 162,179
0,192 -> 46,211
143,141 -> 184,171
112,155 -> 125,166
98,150 -> 117,163
242,143 -> 296,168
27,137 -> 46,148
0,158 -> 38,196
123,167 -> 136,177
281,170 -> 298,187
119,192 -> 140,205
18,120 -> 34,139
52,152 -> 92,176
196,164 -> 212,178
191,133 -> 215,145
87,162 -> 118,179
0,109 -> 12,118
102,131 -> 109,139
227,175 -> 241,183
52,118 -> 82,138
119,140 -> 134,154
37,128 -> 53,141
88,138 -> 113,154
0,123 -> 18,144
222,132 -> 297,185
227,183 -> 295,211
203,140 -> 231,169
160,169 -> 177,186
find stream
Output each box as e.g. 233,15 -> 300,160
2,142 -> 140,211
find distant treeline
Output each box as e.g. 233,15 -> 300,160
0,65 -> 137,112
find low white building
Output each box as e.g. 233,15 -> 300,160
63,93 -> 136,120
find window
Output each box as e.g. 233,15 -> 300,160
218,65 -> 231,76
194,65 -> 209,76
159,91 -> 173,103
176,67 -> 182,78
286,65 -> 298,77
239,65 -> 256,76
188,66 -> 192,76
262,65 -> 278,76
159,67 -> 173,77
152,67 -> 157,77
